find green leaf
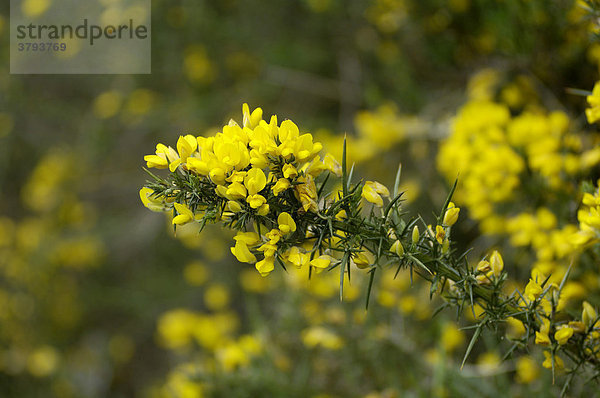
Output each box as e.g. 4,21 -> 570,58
365,266 -> 376,310
392,163 -> 402,197
339,250 -> 350,302
347,163 -> 355,192
461,323 -> 483,370
438,178 -> 458,225
383,192 -> 405,222
342,135 -> 348,199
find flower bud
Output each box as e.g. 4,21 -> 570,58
412,225 -> 419,244
227,200 -> 242,213
443,202 -> 460,226
583,301 -> 597,330
489,250 -> 504,277
353,252 -> 371,269
442,239 -> 449,253
390,240 -> 404,257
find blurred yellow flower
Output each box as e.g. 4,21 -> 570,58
22,0 -> 51,18
516,356 -> 539,384
302,327 -> 343,350
26,346 -> 59,378
93,90 -> 122,119
204,284 -> 230,311
440,323 -> 464,353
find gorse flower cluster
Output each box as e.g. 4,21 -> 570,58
142,104 -> 343,277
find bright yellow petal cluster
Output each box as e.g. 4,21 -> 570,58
143,104 -> 346,276
586,82 -> 600,124
361,181 -> 390,207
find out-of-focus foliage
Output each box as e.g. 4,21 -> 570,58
3,0 -> 600,396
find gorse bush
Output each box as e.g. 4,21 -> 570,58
141,100 -> 600,396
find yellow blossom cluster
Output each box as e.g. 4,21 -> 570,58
586,82 -> 600,124
437,71 -> 600,305
317,103 -> 417,166
572,183 -> 600,247
437,97 -> 589,234
142,104 -> 343,277
156,303 -> 264,396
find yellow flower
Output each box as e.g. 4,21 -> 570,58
443,202 -> 460,226
477,260 -> 490,273
209,167 -> 227,185
302,326 -> 343,350
277,212 -> 297,234
489,250 -> 503,277
362,181 -> 390,207
390,240 -> 404,257
246,194 -> 266,209
294,133 -> 322,162
440,323 -> 464,353
225,182 -> 247,200
323,153 -> 342,176
204,283 -> 230,311
266,228 -> 283,244
535,331 -> 551,346
586,82 -> 600,124
525,278 -> 543,301
242,103 -> 263,129
244,167 -> 267,195
435,225 -> 445,244
295,175 -> 318,212
286,246 -> 310,268
516,356 -> 539,384
172,134 -> 198,171
144,143 -> 178,169
272,178 -> 290,196
506,317 -> 526,339
258,242 -> 278,257
568,321 -> 585,334
310,255 -> 333,272
173,203 -> 195,225
230,240 -> 257,263
139,187 -> 168,212
353,252 -> 371,269
282,164 -> 298,179
213,138 -> 250,171
186,157 -> 210,175
555,326 -> 573,345
233,231 -> 260,246
542,351 -> 564,370
255,256 -> 275,277
257,203 -> 270,215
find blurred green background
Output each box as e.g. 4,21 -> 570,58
1,0 -> 598,397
